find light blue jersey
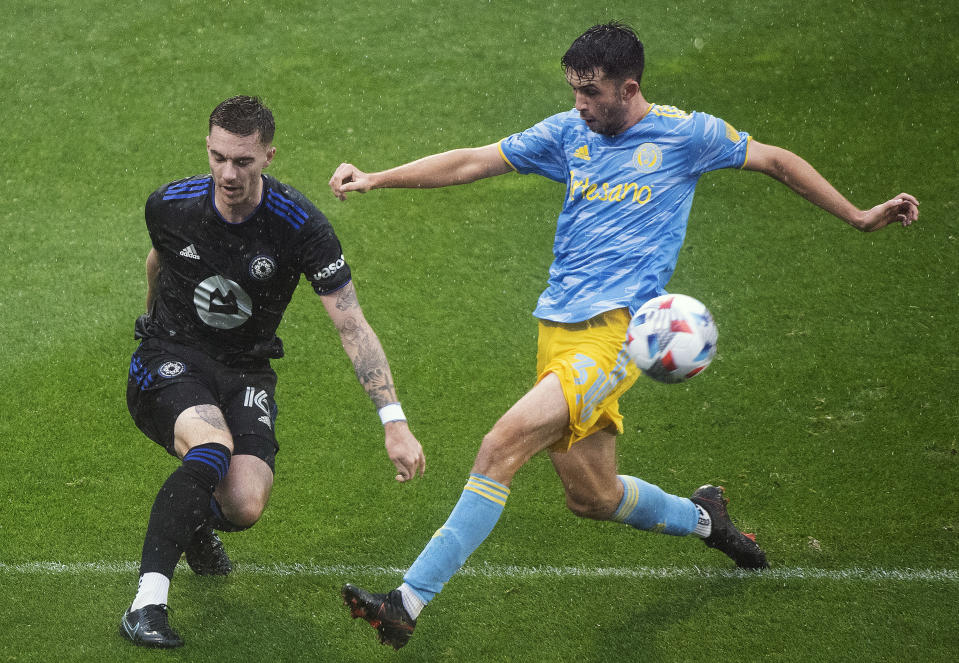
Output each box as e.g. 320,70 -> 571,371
499,105 -> 751,323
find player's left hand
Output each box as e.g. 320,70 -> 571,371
329,162 -> 373,201
858,192 -> 919,231
383,421 -> 426,482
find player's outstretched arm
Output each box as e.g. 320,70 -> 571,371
319,281 -> 426,482
743,141 -> 919,232
329,143 -> 513,201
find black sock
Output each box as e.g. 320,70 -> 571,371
139,443 -> 232,578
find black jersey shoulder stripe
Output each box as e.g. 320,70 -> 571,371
163,176 -> 212,201
266,189 -> 309,223
167,175 -> 212,190
163,187 -> 207,201
265,189 -> 309,229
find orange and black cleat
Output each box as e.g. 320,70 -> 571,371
342,584 -> 417,650
691,484 -> 769,569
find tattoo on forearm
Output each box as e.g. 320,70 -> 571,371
359,362 -> 397,409
193,405 -> 230,432
339,316 -> 397,408
335,285 -> 359,312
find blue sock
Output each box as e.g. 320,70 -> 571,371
403,474 -> 510,604
610,475 -> 698,536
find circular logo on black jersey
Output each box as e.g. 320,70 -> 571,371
250,255 -> 276,281
194,275 -> 253,329
158,361 -> 185,378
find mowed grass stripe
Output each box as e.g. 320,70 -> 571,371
2,561 -> 956,583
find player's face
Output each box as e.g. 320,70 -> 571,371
566,68 -> 631,136
206,126 -> 276,215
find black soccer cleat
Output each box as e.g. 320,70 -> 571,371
691,484 -> 769,570
342,584 -> 417,650
119,604 -> 184,648
185,525 -> 232,576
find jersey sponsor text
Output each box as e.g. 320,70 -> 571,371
568,171 -> 653,205
313,254 -> 346,281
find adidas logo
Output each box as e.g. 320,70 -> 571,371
573,145 -> 591,161
179,244 -> 200,260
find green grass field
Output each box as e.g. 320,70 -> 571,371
1,1 -> 957,661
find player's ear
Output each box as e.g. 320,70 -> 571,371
621,78 -> 640,102
264,146 -> 277,168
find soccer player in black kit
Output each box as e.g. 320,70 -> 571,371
120,96 -> 426,648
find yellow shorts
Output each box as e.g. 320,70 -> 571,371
536,308 -> 641,452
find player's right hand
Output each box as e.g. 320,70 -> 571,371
329,163 -> 372,201
383,420 -> 426,483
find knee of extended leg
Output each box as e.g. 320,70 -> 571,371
564,493 -> 617,521
474,431 -> 522,473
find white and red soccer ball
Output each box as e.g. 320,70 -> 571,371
626,294 -> 718,383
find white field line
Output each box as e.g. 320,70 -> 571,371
0,561 -> 956,583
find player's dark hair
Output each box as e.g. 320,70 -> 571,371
561,22 -> 645,86
209,95 -> 275,145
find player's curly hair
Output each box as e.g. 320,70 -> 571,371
209,95 -> 275,145
561,22 -> 645,85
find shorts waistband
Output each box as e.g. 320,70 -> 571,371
538,309 -> 625,331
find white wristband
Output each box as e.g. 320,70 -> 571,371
378,402 -> 406,425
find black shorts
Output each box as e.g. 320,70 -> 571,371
127,337 -> 279,471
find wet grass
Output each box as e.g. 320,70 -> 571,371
1,1 -> 957,661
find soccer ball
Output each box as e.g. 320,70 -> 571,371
626,294 -> 718,383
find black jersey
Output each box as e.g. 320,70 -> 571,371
138,174 -> 351,361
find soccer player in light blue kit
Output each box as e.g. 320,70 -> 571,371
329,23 -> 919,649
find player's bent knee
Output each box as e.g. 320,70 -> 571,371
221,500 -> 265,529
217,486 -> 270,529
